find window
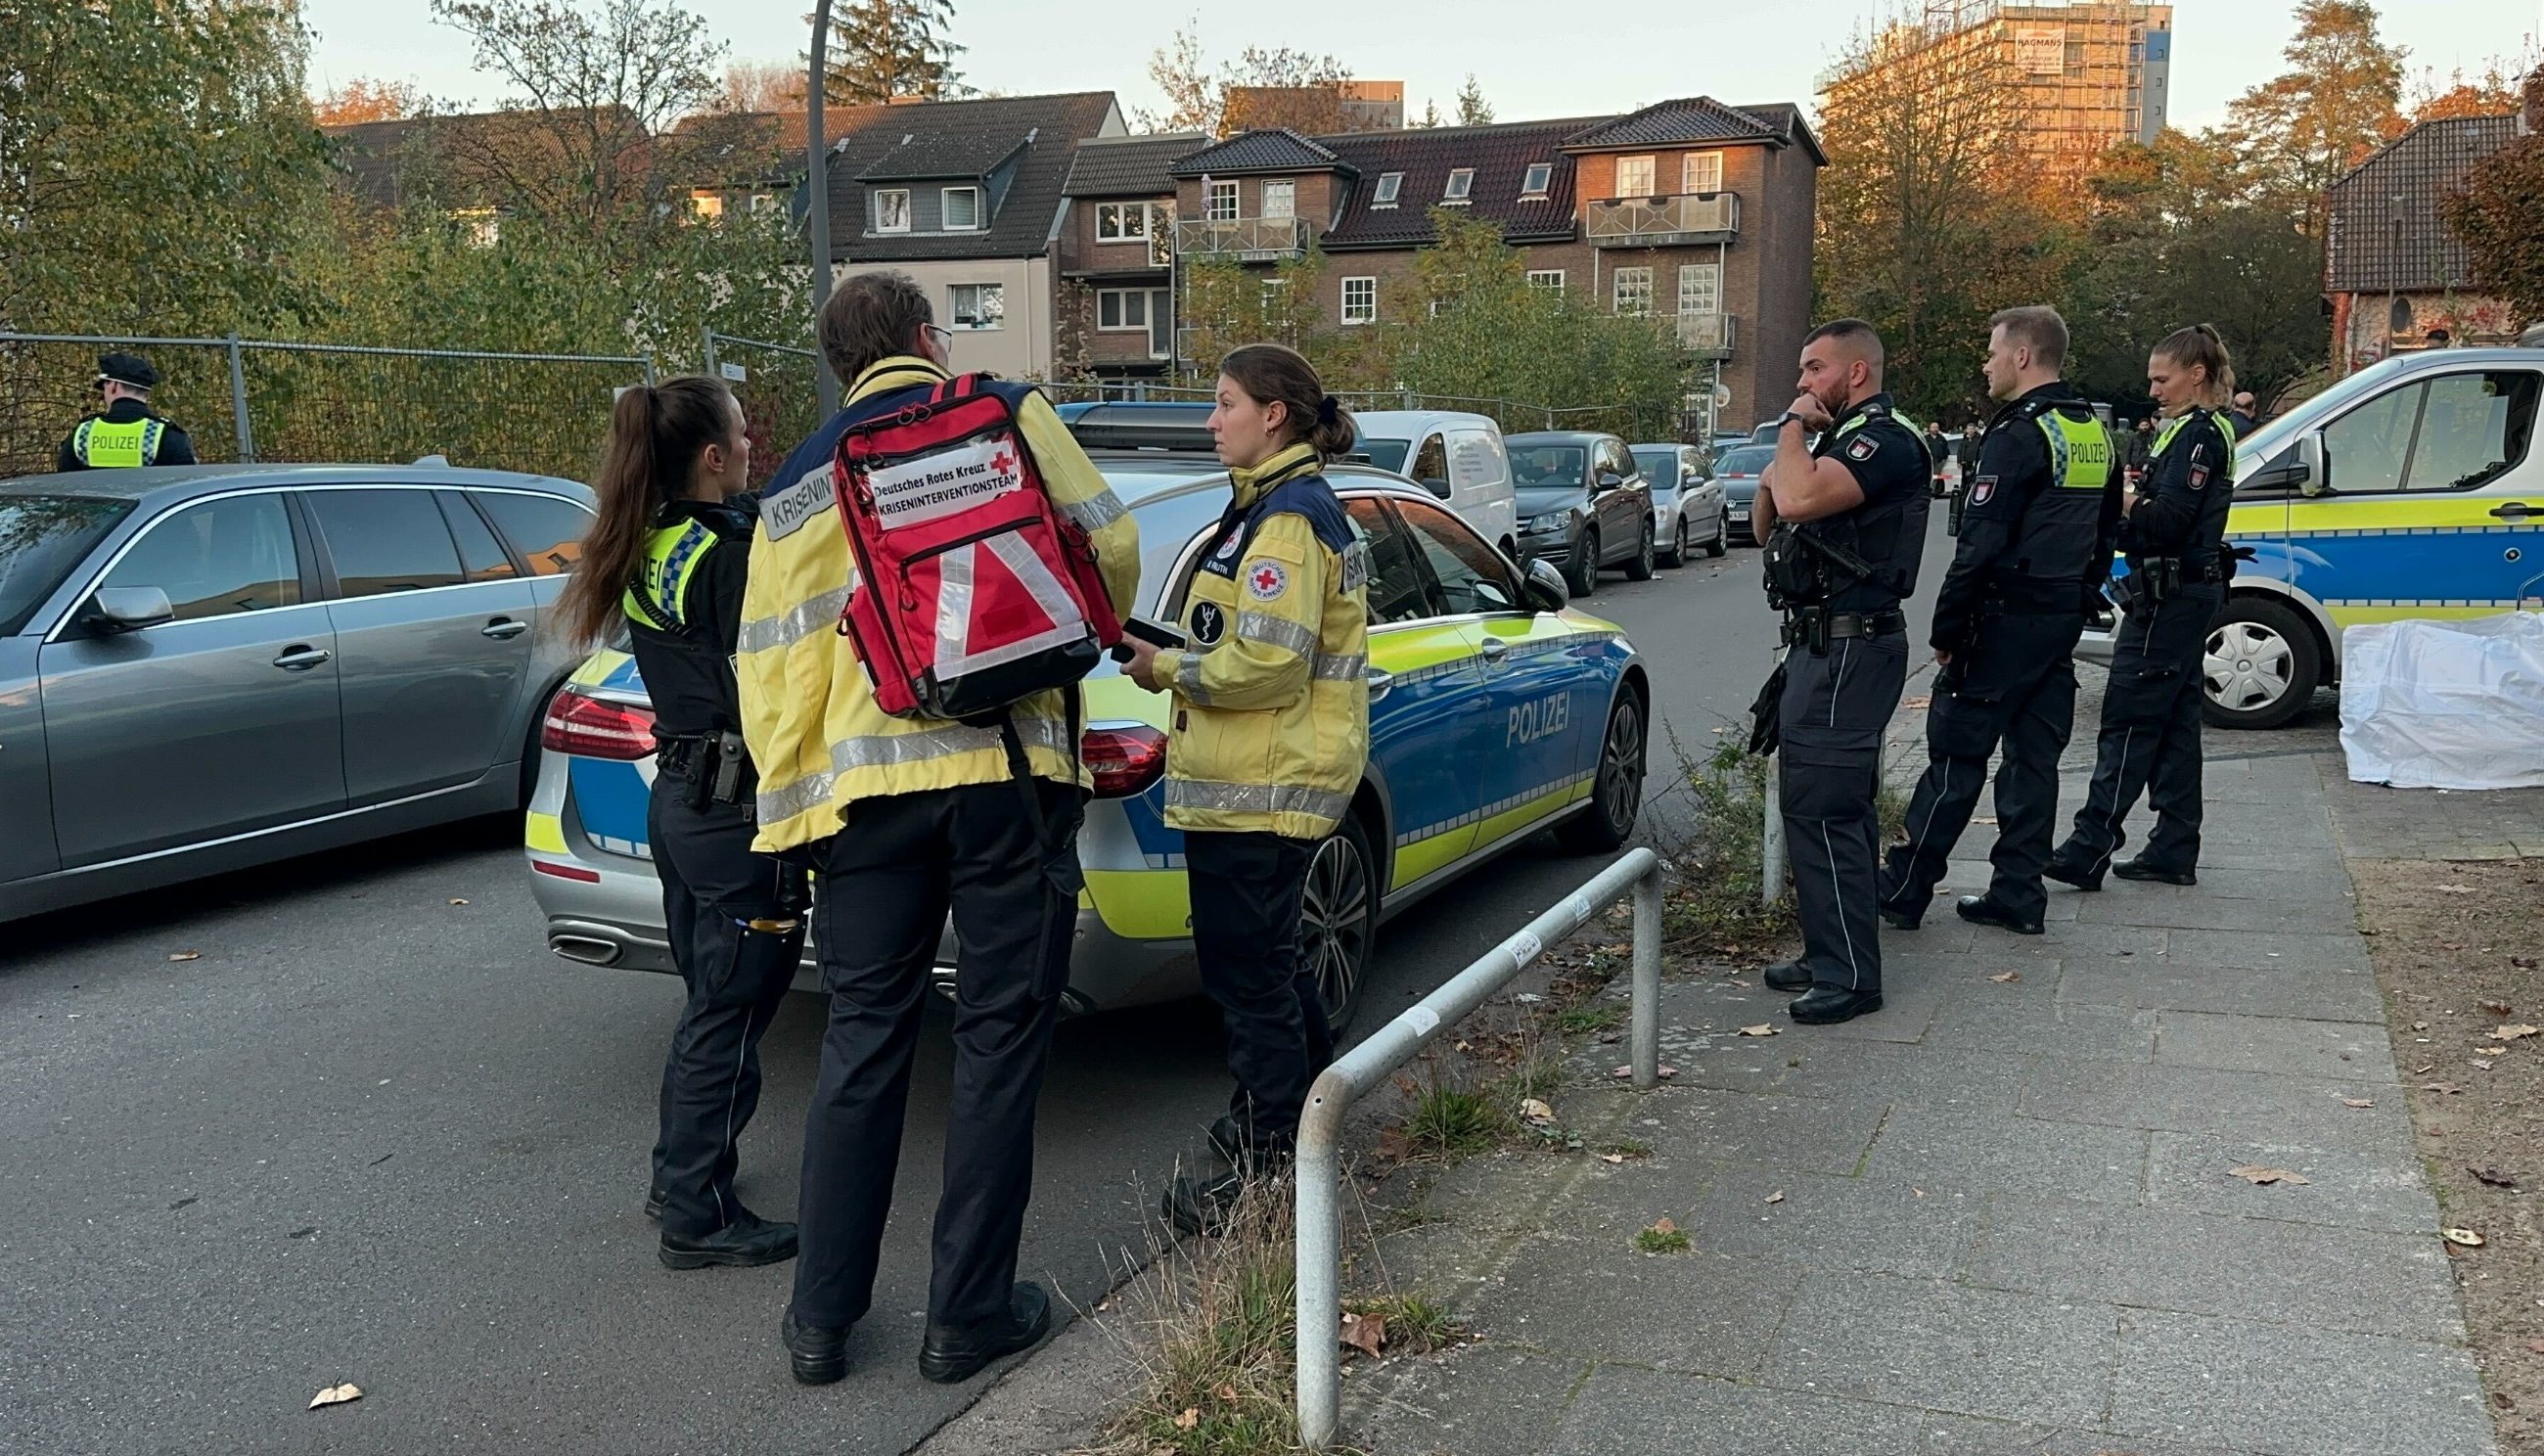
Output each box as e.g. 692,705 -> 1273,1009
1260,178 -> 1295,221
1520,162 -> 1553,199
454,207 -> 501,248
874,188 -> 911,233
1098,287 -> 1170,333
1096,202 -> 1151,241
474,491 -> 592,576
1526,269 -> 1566,292
103,494 -> 299,621
1614,155 -> 1657,198
1340,276 -> 1378,326
307,490 -> 465,598
1677,262 -> 1720,316
1613,267 -> 1654,317
1408,433 -> 1449,487
1682,151 -> 1722,195
688,191 -> 725,220
1397,499 -> 1521,616
1207,180 -> 1239,221
941,185 -> 981,230
1441,168 -> 1475,204
1372,172 -> 1403,207
0,495 -> 131,635
437,492 -> 518,581
949,282 -> 1004,330
1342,498 -> 1432,625
2324,373 -> 2540,494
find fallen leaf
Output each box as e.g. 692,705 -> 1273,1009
1174,1407 -> 1200,1431
2490,1024 -> 2540,1042
1902,696 -> 1931,708
2441,942 -> 2463,951
1599,1153 -> 1626,1164
307,1384 -> 362,1410
2527,1340 -> 2544,1355
2413,1064 -> 2435,1074
2514,957 -> 2538,971
2442,1228 -> 2486,1248
1737,1024 -> 1778,1037
2424,1082 -> 2464,1095
2228,1165 -> 2308,1186
1612,1065 -> 1631,1078
1764,1191 -> 1785,1205
1340,1311 -> 1386,1357
447,898 -> 469,906
1658,1065 -> 1679,1079
2470,1167 -> 2519,1188
1650,1218 -> 1678,1234
1989,972 -> 2020,983
1212,1382 -> 1239,1403
2474,1059 -> 2496,1070
167,951 -> 201,962
2480,999 -> 2514,1016
1375,1127 -> 1414,1161
2412,1021 -> 2430,1031
2341,1098 -> 2374,1109
1519,1098 -> 1556,1127
2434,885 -> 2477,894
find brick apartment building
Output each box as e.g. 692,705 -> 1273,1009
1155,98 -> 1824,433
1054,132 -> 1203,384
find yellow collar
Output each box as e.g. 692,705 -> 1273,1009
1228,441 -> 1321,506
848,354 -> 948,403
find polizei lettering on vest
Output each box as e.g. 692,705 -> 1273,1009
866,434 -> 1027,529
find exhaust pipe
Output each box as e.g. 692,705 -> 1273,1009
549,934 -> 623,966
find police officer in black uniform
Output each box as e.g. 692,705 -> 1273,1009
1879,306 -> 2118,936
56,352 -> 198,471
2049,324 -> 2241,889
1753,319 -> 1931,1024
558,376 -> 805,1270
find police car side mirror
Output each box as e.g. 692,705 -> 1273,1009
1522,559 -> 1570,613
2295,432 -> 2329,497
87,586 -> 173,634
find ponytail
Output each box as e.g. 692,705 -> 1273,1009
557,377 -> 740,648
1220,342 -> 1355,459
2153,324 -> 2236,411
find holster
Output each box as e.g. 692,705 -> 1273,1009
1748,660 -> 1788,756
660,732 -> 758,812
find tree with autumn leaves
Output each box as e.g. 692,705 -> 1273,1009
2441,68 -> 2544,332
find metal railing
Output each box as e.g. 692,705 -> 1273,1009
1585,192 -> 1741,247
701,329 -> 827,487
1173,215 -> 1311,259
1674,311 -> 1739,357
1295,846 -> 1665,1450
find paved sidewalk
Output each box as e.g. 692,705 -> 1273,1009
1343,748 -> 2496,1456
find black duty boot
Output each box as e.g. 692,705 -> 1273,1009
782,1304 -> 849,1385
1955,894 -> 2044,936
918,1282 -> 1052,1384
1878,901 -> 1924,932
1762,960 -> 1812,992
2113,856 -> 2197,886
1787,985 -> 1884,1024
659,1210 -> 798,1270
643,1184 -> 665,1222
2042,849 -> 2104,892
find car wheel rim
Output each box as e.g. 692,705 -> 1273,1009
1300,832 -> 1371,1017
2203,620 -> 2293,711
1676,523 -> 1687,556
1599,698 -> 1644,829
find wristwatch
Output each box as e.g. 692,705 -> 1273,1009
1776,411 -> 1807,431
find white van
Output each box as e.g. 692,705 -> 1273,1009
1351,411 -> 1522,559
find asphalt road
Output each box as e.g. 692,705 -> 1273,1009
3,527 -> 1913,1456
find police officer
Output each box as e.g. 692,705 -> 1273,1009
1753,319 -> 1931,1024
742,272 -> 1140,1387
1879,306 -> 2117,936
57,353 -> 197,471
2049,324 -> 2240,890
1120,342 -> 1371,1235
557,377 -> 806,1272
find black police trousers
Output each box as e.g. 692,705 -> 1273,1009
1185,830 -> 1334,1155
647,784 -> 806,1240
1779,628 -> 1909,993
793,778 -> 1079,1331
1882,614 -> 2083,923
2059,585 -> 2220,876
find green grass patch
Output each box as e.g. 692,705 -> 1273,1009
1344,1292 -> 1460,1354
1657,736 -> 1797,954
1633,1220 -> 1691,1254
1403,1081 -> 1514,1160
1557,1002 -> 1625,1035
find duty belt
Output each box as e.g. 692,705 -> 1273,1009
657,731 -> 754,810
1781,606 -> 1905,653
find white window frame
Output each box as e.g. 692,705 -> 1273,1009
1442,168 -> 1476,205
1207,179 -> 1240,221
1096,287 -> 1156,333
940,185 -> 982,231
1372,171 -> 1403,208
1340,276 -> 1379,326
1613,267 -> 1654,317
1526,269 -> 1566,292
1614,154 -> 1657,198
948,282 -> 1004,330
873,188 -> 911,234
1519,162 -> 1553,200
1676,262 -> 1720,317
1096,202 -> 1152,242
1259,177 -> 1296,221
1681,151 -> 1723,195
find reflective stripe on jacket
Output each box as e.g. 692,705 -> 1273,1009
735,356 -> 1141,852
73,417 -> 164,468
1151,442 -> 1371,839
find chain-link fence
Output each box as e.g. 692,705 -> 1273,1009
700,331 -> 824,488
1,332 -> 653,482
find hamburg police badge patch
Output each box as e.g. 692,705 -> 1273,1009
1969,476 -> 1997,507
2189,465 -> 2210,489
1846,436 -> 1879,462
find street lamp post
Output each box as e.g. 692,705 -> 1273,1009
806,0 -> 840,417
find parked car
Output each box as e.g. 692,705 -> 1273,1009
1350,411 -> 1521,561
0,464 -> 596,922
524,460 -> 1647,1029
1713,443 -> 1776,544
1630,443 -> 1728,566
1504,432 -> 1658,597
2078,345 -> 2544,729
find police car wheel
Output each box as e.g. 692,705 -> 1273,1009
1558,688 -> 1645,854
1624,520 -> 1658,581
1565,530 -> 1600,598
1301,814 -> 1377,1032
2201,596 -> 2319,731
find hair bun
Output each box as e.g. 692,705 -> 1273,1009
1315,394 -> 1340,425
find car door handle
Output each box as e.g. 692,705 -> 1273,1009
481,617 -> 530,639
1366,667 -> 1392,704
272,646 -> 332,670
2490,502 -> 2534,520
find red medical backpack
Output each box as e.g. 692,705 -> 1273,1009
831,374 -> 1121,720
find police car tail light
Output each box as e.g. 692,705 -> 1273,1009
1083,724 -> 1166,798
542,687 -> 657,760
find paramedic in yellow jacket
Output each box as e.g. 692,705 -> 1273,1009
1121,342 -> 1371,1235
738,272 -> 1140,1388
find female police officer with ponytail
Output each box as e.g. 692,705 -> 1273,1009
2048,324 -> 2239,891
561,377 -> 805,1270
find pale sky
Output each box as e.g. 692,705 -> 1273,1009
305,0 -> 2542,133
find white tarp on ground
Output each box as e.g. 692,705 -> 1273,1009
2341,612 -> 2544,789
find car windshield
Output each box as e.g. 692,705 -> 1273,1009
1630,448 -> 1680,482
1510,445 -> 1587,488
1357,437 -> 1411,473
1714,446 -> 1774,476
0,494 -> 134,635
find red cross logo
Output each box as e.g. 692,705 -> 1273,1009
1251,566 -> 1282,594
990,446 -> 1017,477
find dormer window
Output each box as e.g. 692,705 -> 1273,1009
941,185 -> 981,231
1520,162 -> 1553,200
875,188 -> 911,234
1372,172 -> 1402,208
1442,168 -> 1475,204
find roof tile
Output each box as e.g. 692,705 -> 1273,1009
1167,129 -> 1344,177
823,91 -> 1118,262
1063,132 -> 1208,198
2326,114 -> 2520,293
1315,118 -> 1613,249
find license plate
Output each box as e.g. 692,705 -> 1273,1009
1729,508 -> 1749,520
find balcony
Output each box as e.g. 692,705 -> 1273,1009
1174,215 -> 1309,261
1585,192 -> 1740,249
1674,311 -> 1737,359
